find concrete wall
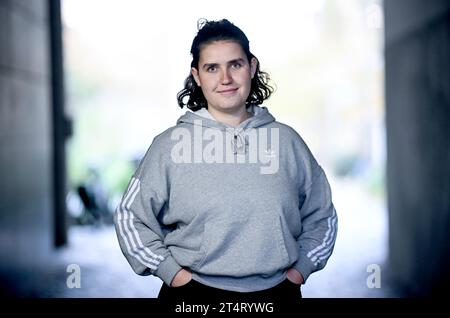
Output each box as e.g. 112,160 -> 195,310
0,0 -> 53,276
385,0 -> 450,296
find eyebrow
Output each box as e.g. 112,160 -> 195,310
201,58 -> 246,70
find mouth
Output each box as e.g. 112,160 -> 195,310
217,88 -> 239,94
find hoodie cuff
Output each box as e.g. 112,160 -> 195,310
293,255 -> 317,284
154,255 -> 182,286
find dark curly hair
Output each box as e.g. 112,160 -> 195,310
177,19 -> 274,111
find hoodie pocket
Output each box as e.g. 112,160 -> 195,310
194,214 -> 291,277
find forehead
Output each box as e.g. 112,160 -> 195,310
198,40 -> 247,63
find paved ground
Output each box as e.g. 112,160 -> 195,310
3,178 -> 398,298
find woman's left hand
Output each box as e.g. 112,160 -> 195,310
286,268 -> 304,285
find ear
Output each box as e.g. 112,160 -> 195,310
250,57 -> 258,79
191,67 -> 201,87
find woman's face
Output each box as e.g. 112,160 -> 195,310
192,40 -> 257,114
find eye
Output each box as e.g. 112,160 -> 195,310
231,62 -> 242,69
207,66 -> 217,73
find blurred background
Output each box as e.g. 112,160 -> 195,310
0,0 -> 449,298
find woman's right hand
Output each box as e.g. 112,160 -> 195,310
170,268 -> 192,287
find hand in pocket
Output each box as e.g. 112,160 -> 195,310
170,268 -> 193,287
286,268 -> 304,285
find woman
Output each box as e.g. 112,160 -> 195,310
114,19 -> 337,304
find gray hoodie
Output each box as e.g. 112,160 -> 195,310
114,105 -> 337,292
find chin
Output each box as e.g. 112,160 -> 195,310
217,100 -> 246,110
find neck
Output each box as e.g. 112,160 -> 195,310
207,106 -> 252,127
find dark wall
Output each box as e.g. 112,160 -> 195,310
0,0 -> 53,274
385,0 -> 450,297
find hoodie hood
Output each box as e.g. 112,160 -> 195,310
176,105 -> 276,155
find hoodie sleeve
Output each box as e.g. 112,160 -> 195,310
292,166 -> 338,283
113,136 -> 182,286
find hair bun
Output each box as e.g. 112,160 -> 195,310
197,18 -> 208,30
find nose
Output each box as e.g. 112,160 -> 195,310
221,68 -> 232,85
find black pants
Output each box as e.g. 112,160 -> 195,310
158,278 -> 301,308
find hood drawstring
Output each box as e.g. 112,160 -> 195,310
228,128 -> 247,155
177,105 -> 276,156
